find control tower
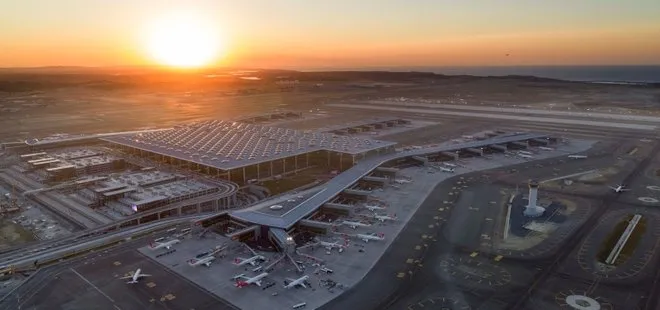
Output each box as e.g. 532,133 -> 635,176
523,180 -> 545,217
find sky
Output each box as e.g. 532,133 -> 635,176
1,0 -> 660,68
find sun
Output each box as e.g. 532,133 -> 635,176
145,12 -> 224,68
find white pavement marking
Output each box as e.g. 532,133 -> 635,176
69,268 -> 116,303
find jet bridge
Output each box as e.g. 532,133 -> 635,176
362,175 -> 388,185
508,141 -> 528,149
531,138 -> 550,146
298,219 -> 332,234
375,166 -> 398,177
465,148 -> 483,156
343,188 -> 372,197
411,156 -> 428,165
322,203 -> 353,215
441,152 -> 459,160
227,225 -> 260,241
488,144 -> 508,152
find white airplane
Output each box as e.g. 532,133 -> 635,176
148,239 -> 180,250
518,151 -> 534,155
356,232 -> 385,242
568,155 -> 588,159
342,220 -> 371,229
234,272 -> 268,288
374,213 -> 397,222
283,275 -> 310,289
439,167 -> 455,173
610,184 -> 631,193
233,255 -> 265,267
539,147 -> 554,151
188,256 -> 216,267
364,204 -> 386,211
393,179 -> 412,185
443,163 -> 457,168
518,154 -> 533,159
317,239 -> 347,252
120,268 -> 152,284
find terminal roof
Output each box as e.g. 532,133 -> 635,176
102,120 -> 397,170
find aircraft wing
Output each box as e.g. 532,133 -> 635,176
140,274 -> 152,277
119,275 -> 134,280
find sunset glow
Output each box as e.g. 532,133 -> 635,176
144,12 -> 224,68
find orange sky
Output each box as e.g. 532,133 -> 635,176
1,1 -> 659,68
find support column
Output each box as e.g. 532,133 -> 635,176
339,153 -> 343,171
242,167 -> 246,183
257,164 -> 260,179
283,159 -> 286,175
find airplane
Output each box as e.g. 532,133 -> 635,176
374,213 -> 397,222
539,147 -> 554,151
439,167 -> 455,173
518,151 -> 534,155
356,232 -> 385,242
234,272 -> 269,288
120,268 -> 152,284
364,204 -> 386,211
233,255 -> 265,267
342,220 -> 371,229
317,239 -> 347,252
283,275 -> 310,289
443,163 -> 457,168
568,155 -> 588,159
517,154 -> 533,159
393,179 -> 412,185
148,239 -> 180,250
609,184 -> 631,193
188,255 -> 216,267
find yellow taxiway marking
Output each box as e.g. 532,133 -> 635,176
470,252 -> 479,257
494,255 -> 503,262
397,272 -> 406,278
415,245 -> 422,250
406,258 -> 414,264
113,261 -> 121,266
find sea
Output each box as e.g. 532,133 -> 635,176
310,65 -> 660,84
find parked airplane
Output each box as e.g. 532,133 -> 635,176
443,163 -> 457,168
539,147 -> 555,151
317,239 -> 347,252
393,179 -> 412,185
568,155 -> 588,159
188,255 -> 216,267
364,204 -> 386,211
439,167 -> 455,173
518,151 -> 534,155
233,255 -> 265,266
342,220 -> 371,229
374,213 -> 397,222
148,239 -> 180,250
283,275 -> 310,289
518,154 -> 533,159
356,232 -> 385,242
234,272 -> 268,288
610,184 -> 631,193
120,268 -> 151,284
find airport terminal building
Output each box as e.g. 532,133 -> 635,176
102,120 -> 398,185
